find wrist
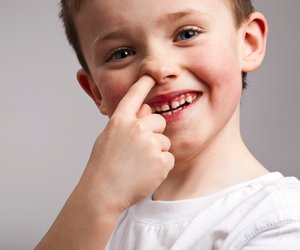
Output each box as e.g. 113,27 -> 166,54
35,186 -> 121,250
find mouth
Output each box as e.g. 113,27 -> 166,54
147,91 -> 202,117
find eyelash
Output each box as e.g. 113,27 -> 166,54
174,26 -> 202,42
105,26 -> 202,63
105,47 -> 136,62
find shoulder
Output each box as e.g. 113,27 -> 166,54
258,174 -> 300,215
226,173 -> 300,249
225,173 -> 300,221
237,172 -> 300,210
239,173 -> 300,230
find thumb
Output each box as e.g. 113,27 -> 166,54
136,104 -> 152,118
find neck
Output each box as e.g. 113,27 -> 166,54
154,107 -> 268,201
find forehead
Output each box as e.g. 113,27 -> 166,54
77,0 -> 231,24
76,0 -> 233,36
74,0 -> 235,59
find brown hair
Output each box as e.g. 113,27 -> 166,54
59,0 -> 255,89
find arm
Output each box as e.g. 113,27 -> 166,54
35,76 -> 174,249
35,188 -> 121,250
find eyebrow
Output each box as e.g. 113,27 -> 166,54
93,26 -> 130,44
93,8 -> 208,44
157,9 -> 207,26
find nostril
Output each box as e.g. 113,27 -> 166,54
159,67 -> 179,81
139,58 -> 180,84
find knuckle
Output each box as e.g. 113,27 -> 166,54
165,152 -> 175,169
158,134 -> 171,150
165,136 -> 171,149
158,154 -> 174,179
134,120 -> 146,133
156,114 -> 166,127
160,115 -> 167,126
156,153 -> 169,166
148,137 -> 157,148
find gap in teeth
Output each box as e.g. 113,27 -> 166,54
153,93 -> 197,114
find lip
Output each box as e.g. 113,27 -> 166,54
146,90 -> 203,122
147,90 -> 200,105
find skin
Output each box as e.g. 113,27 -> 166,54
36,0 -> 268,249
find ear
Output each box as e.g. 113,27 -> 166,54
241,12 -> 268,73
77,69 -> 108,115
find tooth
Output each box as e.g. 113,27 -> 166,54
156,106 -> 162,112
151,107 -> 156,113
165,111 -> 172,115
161,104 -> 170,111
172,107 -> 183,113
179,98 -> 185,105
185,95 -> 193,103
171,101 -> 180,109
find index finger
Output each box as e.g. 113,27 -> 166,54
114,75 -> 155,116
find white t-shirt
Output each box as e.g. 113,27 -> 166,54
105,172 -> 300,249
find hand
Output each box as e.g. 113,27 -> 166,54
80,75 -> 175,213
35,76 -> 174,250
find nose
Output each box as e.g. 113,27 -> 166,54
139,48 -> 181,85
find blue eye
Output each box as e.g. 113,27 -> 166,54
175,28 -> 201,42
107,48 -> 136,62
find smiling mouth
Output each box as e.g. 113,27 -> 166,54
149,92 -> 201,116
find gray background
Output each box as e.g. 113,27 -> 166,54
0,1 -> 299,249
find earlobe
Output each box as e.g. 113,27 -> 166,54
241,12 -> 268,73
77,69 -> 108,115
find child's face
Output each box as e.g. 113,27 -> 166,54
76,0 -> 250,157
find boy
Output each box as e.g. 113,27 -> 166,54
36,0 -> 300,249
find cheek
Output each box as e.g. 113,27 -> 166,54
186,43 -> 242,129
188,43 -> 242,102
96,71 -> 134,117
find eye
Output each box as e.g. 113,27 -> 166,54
174,27 -> 201,42
106,47 -> 136,62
